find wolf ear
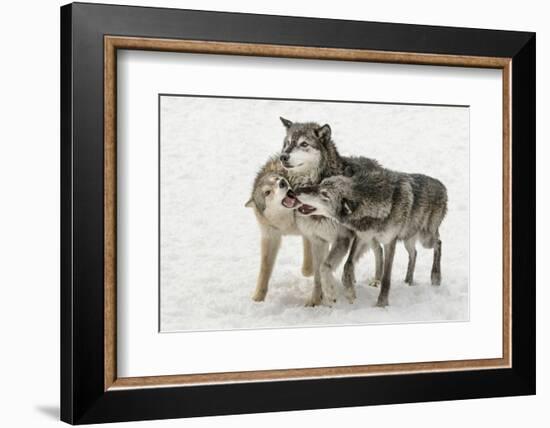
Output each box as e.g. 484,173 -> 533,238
245,198 -> 256,208
315,124 -> 331,142
280,117 -> 293,128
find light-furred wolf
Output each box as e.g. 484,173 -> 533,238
277,118 -> 384,305
245,157 -> 314,302
292,165 -> 448,307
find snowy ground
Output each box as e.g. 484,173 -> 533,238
160,96 -> 469,332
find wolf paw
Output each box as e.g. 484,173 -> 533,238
321,297 -> 337,307
375,294 -> 389,308
251,290 -> 267,302
344,287 -> 356,304
305,295 -> 322,307
431,272 -> 441,286
322,285 -> 337,305
404,277 -> 416,286
321,293 -> 337,306
322,281 -> 338,305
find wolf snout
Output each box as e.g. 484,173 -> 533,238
279,153 -> 290,162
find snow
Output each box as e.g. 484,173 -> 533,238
160,96 -> 469,332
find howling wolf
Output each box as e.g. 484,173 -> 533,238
245,157 -> 313,302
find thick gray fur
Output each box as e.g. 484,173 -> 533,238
295,164 -> 448,307
279,118 -> 383,304
279,119 -> 381,185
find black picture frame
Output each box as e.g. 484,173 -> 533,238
61,2 -> 535,424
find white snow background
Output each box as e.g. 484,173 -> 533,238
160,96 -> 469,332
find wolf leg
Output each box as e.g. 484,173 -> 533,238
431,239 -> 442,286
301,237 -> 314,277
342,236 -> 364,302
376,238 -> 397,307
306,239 -> 328,307
252,233 -> 281,301
321,235 -> 352,304
371,239 -> 383,287
404,237 -> 417,285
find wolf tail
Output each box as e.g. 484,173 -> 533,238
420,180 -> 447,248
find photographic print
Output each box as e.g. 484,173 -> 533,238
159,95 -> 469,332
62,6 -> 535,422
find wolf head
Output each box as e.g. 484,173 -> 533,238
245,172 -> 295,214
284,175 -> 358,219
278,117 -> 334,177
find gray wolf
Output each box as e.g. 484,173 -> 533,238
245,157 -> 313,302
292,164 -> 448,307
279,118 -> 383,304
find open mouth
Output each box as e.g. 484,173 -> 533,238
297,204 -> 317,215
282,189 -> 299,208
282,189 -> 317,214
281,161 -> 303,169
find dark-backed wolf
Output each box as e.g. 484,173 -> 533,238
245,157 -> 313,302
278,118 -> 383,304
292,165 -> 448,307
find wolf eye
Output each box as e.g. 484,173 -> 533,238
264,190 -> 271,196
300,142 -> 309,148
320,191 -> 329,199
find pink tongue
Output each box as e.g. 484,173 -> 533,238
283,196 -> 297,207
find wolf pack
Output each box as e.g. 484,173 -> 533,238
245,117 -> 448,307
